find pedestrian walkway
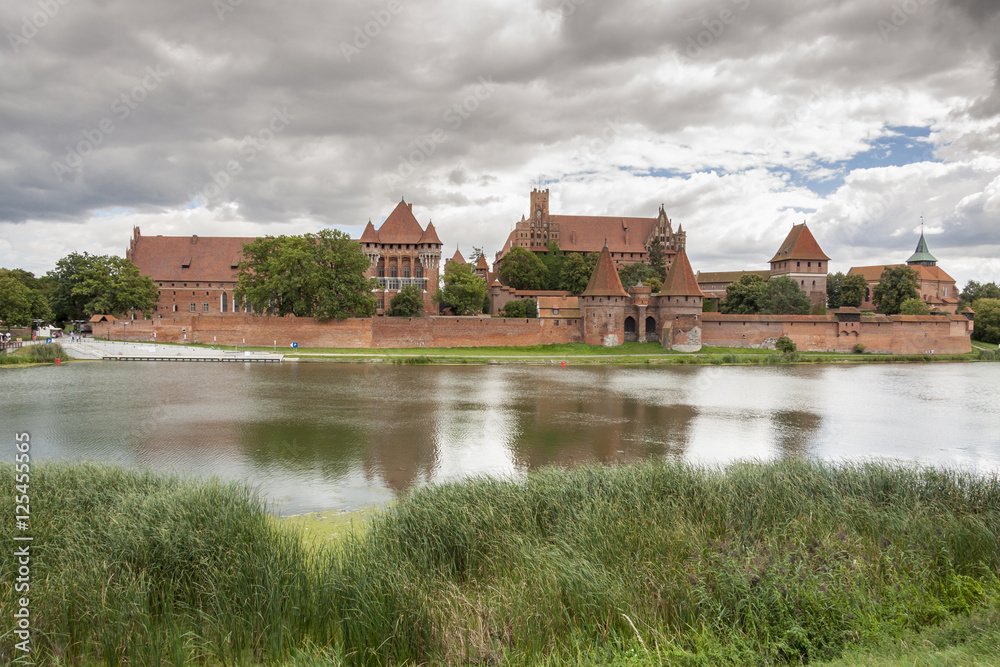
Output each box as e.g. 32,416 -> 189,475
57,339 -> 284,363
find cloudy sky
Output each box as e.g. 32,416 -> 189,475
2,0 -> 998,285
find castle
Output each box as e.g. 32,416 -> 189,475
115,191 -> 973,355
496,188 -> 686,271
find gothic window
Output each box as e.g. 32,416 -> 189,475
221,292 -> 228,313
416,267 -> 423,278
378,267 -> 385,278
391,267 -> 397,278
403,268 -> 410,278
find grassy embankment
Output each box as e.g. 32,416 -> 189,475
3,460 -> 1000,665
0,343 -> 66,366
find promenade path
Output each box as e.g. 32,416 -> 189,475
52,338 -> 284,362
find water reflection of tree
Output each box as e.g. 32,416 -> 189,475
771,410 -> 823,457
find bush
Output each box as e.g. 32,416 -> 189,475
853,343 -> 867,354
810,302 -> 827,315
775,336 -> 796,353
499,299 -> 537,318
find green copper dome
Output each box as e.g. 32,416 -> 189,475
906,231 -> 937,266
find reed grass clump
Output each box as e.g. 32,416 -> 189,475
3,460 -> 999,665
0,342 -> 65,364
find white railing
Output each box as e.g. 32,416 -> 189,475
377,277 -> 427,291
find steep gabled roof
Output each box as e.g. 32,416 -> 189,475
475,255 -> 489,271
377,199 -> 425,244
906,231 -> 937,264
359,220 -> 379,244
581,243 -> 628,298
450,248 -> 466,264
660,247 -> 705,297
129,234 -> 256,282
419,221 -> 442,245
554,214 -> 658,254
769,223 -> 830,263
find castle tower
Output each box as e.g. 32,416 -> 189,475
579,242 -> 630,346
768,222 -> 830,307
906,229 -> 938,267
656,246 -> 705,351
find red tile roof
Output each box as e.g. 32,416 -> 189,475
419,221 -> 442,245
377,199 -> 425,244
582,243 -> 629,298
553,215 -> 658,254
769,224 -> 830,263
450,248 -> 466,264
696,270 -> 771,284
359,220 -> 379,243
129,234 -> 254,282
475,255 -> 489,271
848,264 -> 956,283
660,247 -> 705,297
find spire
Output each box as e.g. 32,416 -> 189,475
582,243 -> 628,298
906,227 -> 937,266
659,246 -> 705,297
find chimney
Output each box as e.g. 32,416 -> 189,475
191,235 -> 198,244
407,203 -> 412,211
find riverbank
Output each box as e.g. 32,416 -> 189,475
3,460 -> 999,665
76,339 -> 997,365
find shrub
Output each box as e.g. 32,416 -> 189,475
499,299 -> 537,318
775,336 -> 796,353
853,343 -> 867,354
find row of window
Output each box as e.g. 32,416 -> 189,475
377,267 -> 423,278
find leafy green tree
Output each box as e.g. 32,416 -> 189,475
872,266 -> 920,315
235,229 -> 376,321
499,247 -> 548,290
971,298 -> 1000,344
48,253 -> 158,320
775,336 -> 796,353
618,262 -> 658,290
646,237 -> 667,281
0,277 -> 33,329
826,272 -> 844,309
540,240 -> 566,291
499,299 -> 537,318
899,298 -> 931,315
435,261 -> 488,316
559,252 -> 599,295
0,268 -> 53,324
841,274 -> 869,308
958,280 -> 1000,311
763,276 -> 812,315
469,246 -> 484,264
720,274 -> 767,314
387,285 -> 424,317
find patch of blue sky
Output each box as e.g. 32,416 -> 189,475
617,166 -> 691,179
93,207 -> 135,218
765,125 -> 937,196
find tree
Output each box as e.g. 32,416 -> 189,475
971,298 -> 1000,344
762,276 -> 812,315
0,268 -> 53,324
958,280 -> 1000,311
435,261 -> 487,316
498,246 -> 548,290
387,285 -> 424,317
899,298 -> 931,315
872,266 -> 920,315
540,240 -> 566,291
48,252 -> 159,320
826,272 -> 844,309
618,262 -> 658,290
841,274 -> 869,308
0,277 -> 33,329
235,229 -> 376,321
646,237 -> 667,281
775,336 -> 796,353
499,299 -> 537,318
720,274 -> 767,314
559,252 -> 599,295
469,246 -> 484,264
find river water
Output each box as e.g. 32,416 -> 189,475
3,362 -> 998,514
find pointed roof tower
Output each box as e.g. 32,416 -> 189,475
768,223 -> 830,264
419,220 -> 442,245
359,220 -> 379,244
475,254 -> 489,271
659,246 -> 704,297
906,229 -> 937,266
450,248 -> 466,264
377,199 -> 425,244
582,242 -> 629,298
